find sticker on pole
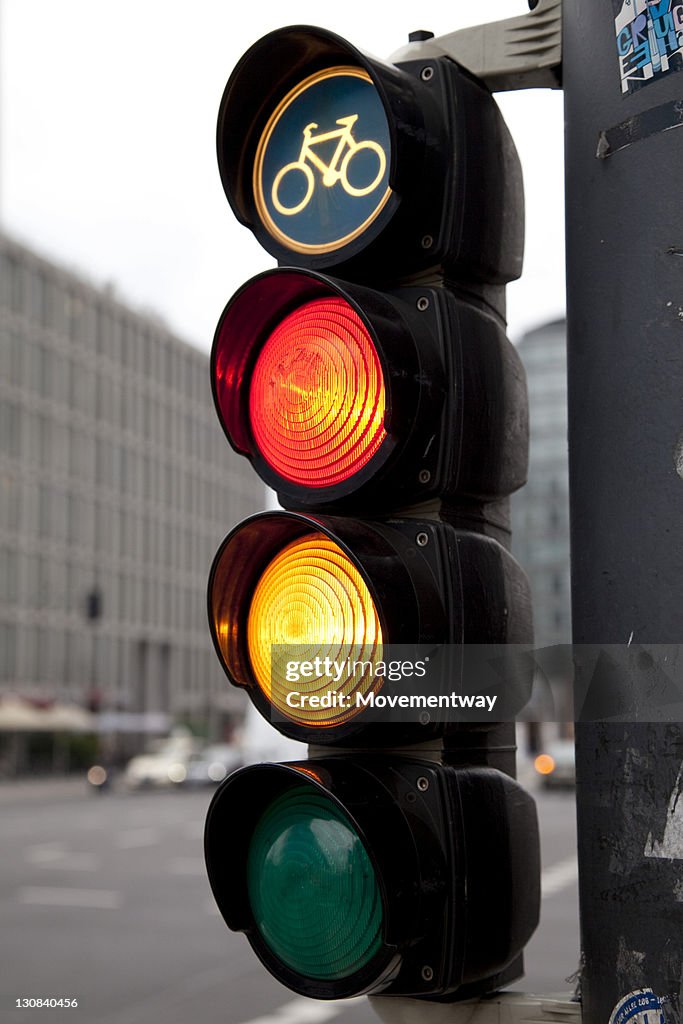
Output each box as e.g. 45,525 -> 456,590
614,1 -> 683,95
609,989 -> 665,1024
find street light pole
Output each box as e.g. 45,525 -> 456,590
564,2 -> 683,1022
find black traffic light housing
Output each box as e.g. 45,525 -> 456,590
208,510 -> 533,747
206,18 -> 539,1008
217,25 -> 523,305
205,759 -> 540,1000
212,269 -> 528,513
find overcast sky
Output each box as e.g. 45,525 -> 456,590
1,0 -> 566,352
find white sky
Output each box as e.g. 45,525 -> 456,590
1,0 -> 566,352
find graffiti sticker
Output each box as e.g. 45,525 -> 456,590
614,1 -> 683,93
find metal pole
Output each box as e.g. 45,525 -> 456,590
564,3 -> 683,1023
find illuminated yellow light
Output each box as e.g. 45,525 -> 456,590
534,754 -> 556,776
247,532 -> 383,726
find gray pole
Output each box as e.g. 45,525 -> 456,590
564,3 -> 683,1023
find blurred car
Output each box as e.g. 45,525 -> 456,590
123,733 -> 198,789
181,744 -> 243,786
534,739 -> 576,788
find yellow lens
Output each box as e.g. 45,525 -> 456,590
247,532 -> 383,726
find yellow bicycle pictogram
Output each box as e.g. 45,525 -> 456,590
271,114 -> 387,216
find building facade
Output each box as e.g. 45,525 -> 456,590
511,318 -> 571,648
511,318 -> 572,745
0,232 -> 264,741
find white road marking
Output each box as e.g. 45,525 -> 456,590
18,886 -> 121,909
27,843 -> 98,871
239,996 -> 365,1024
27,843 -> 64,863
40,854 -> 98,871
116,827 -> 159,849
541,855 -> 579,897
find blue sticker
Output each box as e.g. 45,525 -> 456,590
614,1 -> 683,94
609,989 -> 665,1024
253,67 -> 392,255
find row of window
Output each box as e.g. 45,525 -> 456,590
1,365 -> 227,468
0,439 -> 259,531
0,473 -> 246,564
0,621 -> 222,698
1,248 -> 208,401
0,548 -> 209,631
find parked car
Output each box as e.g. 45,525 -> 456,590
181,744 -> 243,786
534,738 -> 576,788
123,733 -> 198,789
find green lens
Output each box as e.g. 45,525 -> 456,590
247,784 -> 383,980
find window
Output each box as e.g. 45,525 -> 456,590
0,400 -> 21,459
26,339 -> 43,394
51,422 -> 69,475
50,350 -> 70,406
0,472 -> 19,531
71,361 -> 96,417
96,371 -> 120,425
19,624 -> 38,683
31,270 -> 48,326
96,500 -> 115,555
0,546 -> 18,603
52,488 -> 69,543
96,306 -> 109,355
5,254 -> 25,314
0,622 -> 15,680
0,330 -> 23,386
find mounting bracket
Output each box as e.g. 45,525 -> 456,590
389,0 -> 562,92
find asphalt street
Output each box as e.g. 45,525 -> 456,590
0,777 -> 579,1024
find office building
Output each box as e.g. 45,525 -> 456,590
0,232 -> 264,742
511,318 -> 571,647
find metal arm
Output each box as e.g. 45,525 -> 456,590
389,0 -> 562,92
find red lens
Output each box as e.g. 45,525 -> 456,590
248,298 -> 386,488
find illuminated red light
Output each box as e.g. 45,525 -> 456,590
248,297 -> 386,487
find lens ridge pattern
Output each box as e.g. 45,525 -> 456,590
249,297 -> 386,487
247,533 -> 383,726
247,785 -> 383,979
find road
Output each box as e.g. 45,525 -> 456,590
0,777 -> 579,1024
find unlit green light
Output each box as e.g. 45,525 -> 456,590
247,785 -> 383,979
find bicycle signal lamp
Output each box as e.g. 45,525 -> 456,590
206,20 -> 539,1005
217,25 -> 524,302
254,68 -> 391,256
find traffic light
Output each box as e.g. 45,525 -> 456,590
215,26 -> 523,298
205,23 -> 540,1002
206,760 -> 538,999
